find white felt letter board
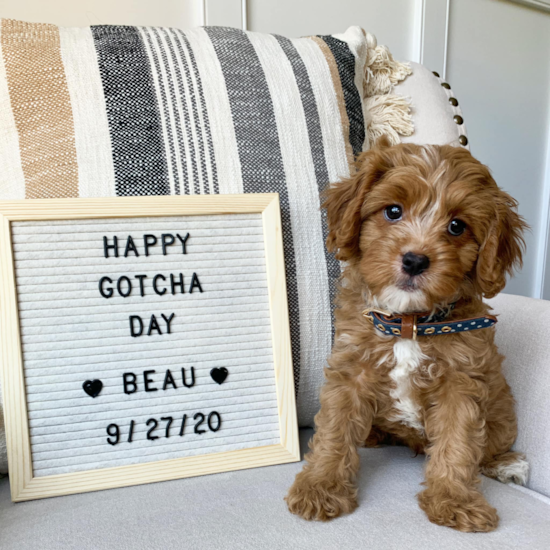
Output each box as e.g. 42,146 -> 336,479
0,195 -> 299,501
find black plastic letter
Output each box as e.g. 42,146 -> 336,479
161,313 -> 175,334
161,416 -> 173,438
144,234 -> 158,256
176,232 -> 190,254
194,413 -> 206,434
124,235 -> 140,257
103,236 -> 118,258
208,411 -> 222,432
179,414 -> 187,437
147,314 -> 162,336
181,367 -> 196,388
163,369 -> 177,390
144,370 -> 158,392
170,273 -> 184,295
128,420 -> 135,443
135,274 -> 147,297
123,372 -> 138,394
189,272 -> 203,293
107,423 -> 120,445
99,276 -> 113,298
153,274 -> 167,295
146,418 -> 159,440
117,276 -> 132,298
161,233 -> 175,255
129,316 -> 143,337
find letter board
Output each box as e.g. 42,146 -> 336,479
0,194 -> 299,501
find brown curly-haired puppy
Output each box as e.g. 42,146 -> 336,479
286,138 -> 529,532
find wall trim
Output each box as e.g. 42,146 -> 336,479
412,0 -> 425,64
416,0 -> 450,78
442,0 -> 450,78
203,0 -> 244,29
536,103 -> 550,298
242,0 -> 248,31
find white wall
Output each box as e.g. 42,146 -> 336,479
0,0 -> 202,28
446,0 -> 550,298
2,0 -> 550,298
247,0 -> 416,62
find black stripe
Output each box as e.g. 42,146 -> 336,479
169,30 -> 209,195
153,28 -> 193,196
154,29 -> 199,195
158,28 -> 194,195
147,28 -> 181,195
319,35 -> 365,157
275,35 -> 339,340
176,31 -> 219,194
91,26 -> 170,196
205,27 -> 301,389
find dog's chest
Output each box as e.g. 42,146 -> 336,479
387,339 -> 427,432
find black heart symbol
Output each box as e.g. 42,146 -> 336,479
210,368 -> 228,385
83,379 -> 103,398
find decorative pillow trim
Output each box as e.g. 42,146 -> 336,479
363,32 -> 414,146
365,93 -> 414,146
430,71 -> 470,150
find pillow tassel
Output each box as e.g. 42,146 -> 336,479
364,33 -> 413,146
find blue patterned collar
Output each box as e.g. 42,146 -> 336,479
362,304 -> 497,340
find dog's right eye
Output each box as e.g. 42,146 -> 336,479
384,205 -> 403,221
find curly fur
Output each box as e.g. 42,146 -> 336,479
286,138 -> 529,532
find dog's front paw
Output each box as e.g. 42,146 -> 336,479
286,470 -> 357,521
418,488 -> 499,532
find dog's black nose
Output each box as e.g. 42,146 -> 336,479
402,252 -> 430,276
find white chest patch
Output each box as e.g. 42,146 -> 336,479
388,339 -> 427,432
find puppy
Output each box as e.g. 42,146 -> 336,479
286,139 -> 528,532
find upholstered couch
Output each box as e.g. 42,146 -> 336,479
1,63 -> 549,549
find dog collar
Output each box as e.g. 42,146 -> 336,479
362,306 -> 497,340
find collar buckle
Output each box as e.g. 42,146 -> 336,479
362,307 -> 392,320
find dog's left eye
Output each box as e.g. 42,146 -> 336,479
448,219 -> 466,236
384,205 -> 403,221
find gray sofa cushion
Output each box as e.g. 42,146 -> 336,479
488,293 -> 550,498
1,429 -> 549,549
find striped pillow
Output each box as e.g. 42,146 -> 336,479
0,19 -> 412,427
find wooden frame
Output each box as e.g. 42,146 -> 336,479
0,194 -> 299,502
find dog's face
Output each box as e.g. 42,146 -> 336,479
323,140 -> 526,313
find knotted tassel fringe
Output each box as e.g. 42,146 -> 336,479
364,32 -> 413,146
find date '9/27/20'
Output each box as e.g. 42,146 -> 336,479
106,411 -> 222,446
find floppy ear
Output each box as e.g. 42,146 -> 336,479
475,189 -> 527,298
322,138 -> 391,261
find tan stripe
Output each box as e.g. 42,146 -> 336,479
1,19 -> 78,199
309,36 -> 354,170
0,34 -> 26,199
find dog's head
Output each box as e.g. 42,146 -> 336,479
323,138 -> 527,313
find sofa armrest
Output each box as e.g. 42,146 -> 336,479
487,293 -> 550,498
395,62 -> 469,149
